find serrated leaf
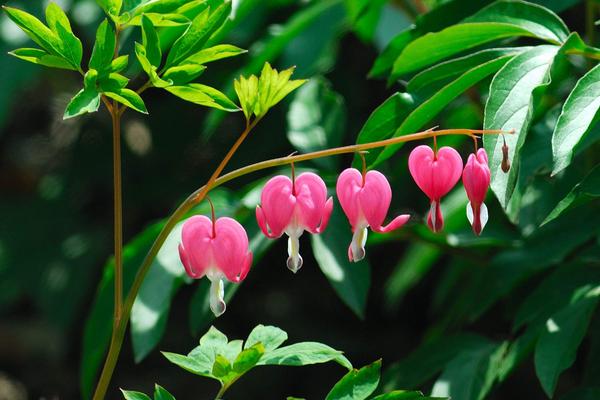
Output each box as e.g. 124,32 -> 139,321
64,87 -> 101,119
535,286 -> 600,397
121,389 -> 151,400
325,360 -> 381,400
141,15 -> 162,67
163,64 -> 206,85
245,324 -> 288,352
232,343 -> 264,374
104,88 -> 148,114
375,54 -> 513,166
89,19 -> 116,73
45,2 -> 83,69
542,164 -> 600,225
185,44 -> 247,65
9,48 -> 75,70
551,62 -> 600,174
483,45 -> 559,208
166,83 -> 239,111
257,342 -> 352,370
165,1 -> 231,67
311,206 -> 370,318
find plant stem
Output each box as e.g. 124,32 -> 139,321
111,107 -> 123,324
89,127 -> 508,399
587,0 -> 596,47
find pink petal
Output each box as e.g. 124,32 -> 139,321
373,214 -> 411,233
258,175 -> 296,237
336,168 -> 363,229
427,201 -> 444,232
212,217 -> 252,283
359,170 -> 392,229
408,145 -> 463,201
314,197 -> 334,234
180,215 -> 214,278
256,205 -> 278,238
178,243 -> 203,279
294,172 -> 329,233
463,149 -> 491,206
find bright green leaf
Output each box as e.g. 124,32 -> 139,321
64,87 -> 101,119
2,6 -> 62,57
104,88 -> 148,114
232,343 -> 264,374
166,83 -> 239,111
371,391 -> 447,400
135,43 -> 172,88
9,48 -> 75,70
257,342 -> 352,370
212,354 -> 232,378
89,19 -> 116,73
551,62 -> 600,174
483,45 -> 559,208
110,55 -> 129,72
535,285 -> 600,397
141,15 -> 162,67
163,64 -> 206,85
127,12 -> 190,27
96,0 -> 123,16
121,389 -> 151,400
325,360 -> 381,400
245,324 -> 288,352
45,2 -> 83,69
185,44 -> 247,65
154,385 -> 176,400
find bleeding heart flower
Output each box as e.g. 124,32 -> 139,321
336,168 -> 410,262
408,145 -> 463,232
463,148 -> 491,235
256,172 -> 333,273
178,215 -> 252,317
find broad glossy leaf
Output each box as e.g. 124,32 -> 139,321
142,15 -> 162,67
245,324 -> 288,352
535,285 -> 600,397
185,44 -> 247,65
127,12 -> 190,27
369,28 -> 416,78
89,20 -> 116,73
9,48 -> 75,70
551,63 -> 600,174
257,342 -> 352,370
64,87 -> 101,119
121,390 -> 151,400
3,6 -> 62,57
375,55 -> 513,166
45,2 -> 83,68
165,1 -> 231,67
352,93 -> 415,168
111,55 -> 129,72
163,64 -> 206,85
135,43 -> 172,88
104,88 -> 148,114
129,0 -> 190,16
483,45 -> 559,208
154,385 -> 176,400
431,340 -> 508,400
311,207 -> 370,319
166,84 -> 239,111
325,360 -> 381,400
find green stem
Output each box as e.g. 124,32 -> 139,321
587,0 -> 596,47
90,127 -> 508,399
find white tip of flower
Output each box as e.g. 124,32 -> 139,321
287,235 -> 303,273
466,202 -> 474,226
480,202 -> 488,231
209,278 -> 226,317
350,227 -> 368,262
466,202 -> 489,234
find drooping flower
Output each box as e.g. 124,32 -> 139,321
336,168 -> 410,262
408,145 -> 463,232
462,148 -> 491,235
256,172 -> 333,273
178,215 -> 252,317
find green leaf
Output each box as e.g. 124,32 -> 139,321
542,164 -> 600,225
375,54 -> 513,166
135,43 -> 172,88
9,48 -> 75,70
371,391 -> 447,400
121,389 -> 151,400
162,351 -> 214,378
185,44 -> 247,65
131,223 -> 185,362
352,92 -> 415,168
97,0 -> 123,16
165,1 -> 231,67
163,64 -> 206,85
245,324 -> 288,352
212,354 -> 232,378
407,47 -> 526,96
369,28 -> 416,78
483,45 -> 559,208
431,340 -> 508,400
166,84 -> 239,111
154,385 -> 176,400
64,87 -> 101,120
535,285 -> 600,397
232,343 -> 264,374
256,63 -> 306,117
129,0 -> 191,17
45,2 -> 83,69
2,6 -> 62,57
234,74 -> 259,120
325,360 -> 381,400
127,12 -> 190,27
551,62 -> 600,174
257,342 -> 352,370
89,20 -> 116,73
141,15 -> 162,67
111,55 -> 129,72
311,206 -> 370,318
104,88 -> 148,114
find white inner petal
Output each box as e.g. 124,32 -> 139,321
350,226 -> 368,262
466,202 -> 474,226
209,278 -> 226,317
430,201 -> 437,228
480,202 -> 489,231
286,234 -> 303,273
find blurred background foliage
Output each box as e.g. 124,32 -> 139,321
1,0 -> 600,399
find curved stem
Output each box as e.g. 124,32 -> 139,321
91,127 -> 508,399
112,108 -> 123,323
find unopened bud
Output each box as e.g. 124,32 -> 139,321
501,139 -> 510,173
